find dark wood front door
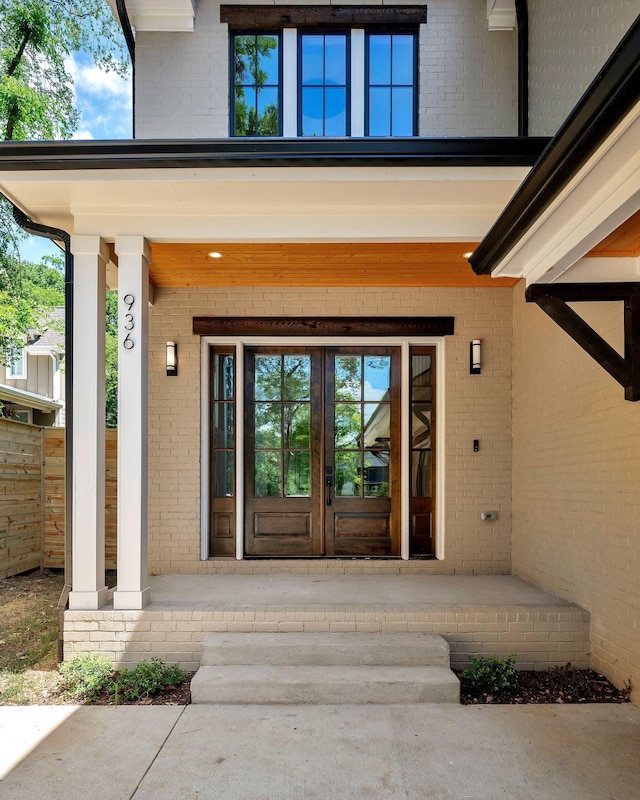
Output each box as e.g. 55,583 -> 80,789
244,346 -> 401,557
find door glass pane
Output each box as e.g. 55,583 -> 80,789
363,403 -> 390,449
335,403 -> 361,449
412,450 -> 432,498
364,451 -> 389,497
364,356 -> 390,399
335,356 -> 361,400
284,403 -> 310,448
285,451 -> 311,497
335,451 -> 361,497
412,406 -> 431,449
412,355 -> 432,401
255,356 -> 281,400
213,403 -> 234,449
212,354 -> 234,400
255,451 -> 282,497
255,403 -> 281,448
213,451 -> 234,497
283,356 -> 311,401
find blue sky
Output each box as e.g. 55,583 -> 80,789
20,51 -> 133,263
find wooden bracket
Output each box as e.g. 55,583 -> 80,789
525,283 -> 640,401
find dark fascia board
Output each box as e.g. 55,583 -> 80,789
0,137 -> 549,172
470,14 -> 640,276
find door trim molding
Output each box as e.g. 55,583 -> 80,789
200,335 -> 446,562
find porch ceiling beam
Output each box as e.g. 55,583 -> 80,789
192,316 -> 455,337
525,282 -> 640,400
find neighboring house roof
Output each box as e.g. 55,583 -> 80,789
0,383 -> 62,412
27,307 -> 65,351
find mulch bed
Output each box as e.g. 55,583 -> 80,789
457,665 -> 631,705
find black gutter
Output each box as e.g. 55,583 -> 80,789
0,136 -> 549,171
515,0 -> 529,137
115,0 -> 136,139
470,13 -> 640,276
11,204 -> 73,665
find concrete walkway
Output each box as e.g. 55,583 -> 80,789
1,703 -> 639,799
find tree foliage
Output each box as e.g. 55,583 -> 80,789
0,0 -> 128,140
0,1 -> 128,389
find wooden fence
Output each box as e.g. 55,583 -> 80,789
0,419 -> 44,579
0,421 -> 117,578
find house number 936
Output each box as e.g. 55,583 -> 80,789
123,294 -> 135,349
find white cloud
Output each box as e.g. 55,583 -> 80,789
66,55 -> 131,101
71,129 -> 95,140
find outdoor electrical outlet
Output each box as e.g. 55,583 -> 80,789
481,511 -> 498,521
473,439 -> 479,452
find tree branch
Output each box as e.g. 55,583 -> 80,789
6,29 -> 32,78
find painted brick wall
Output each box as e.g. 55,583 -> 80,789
528,0 -> 639,136
147,285 -> 513,576
135,0 -> 517,138
512,282 -> 640,702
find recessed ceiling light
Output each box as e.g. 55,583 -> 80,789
463,251 -> 473,259
208,251 -> 223,259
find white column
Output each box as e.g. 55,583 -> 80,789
113,236 -> 151,610
68,236 -> 109,610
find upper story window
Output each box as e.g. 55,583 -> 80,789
232,33 -> 281,136
224,6 -> 426,139
8,347 -> 26,379
300,33 -> 349,136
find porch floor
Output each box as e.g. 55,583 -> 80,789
147,573 -> 573,608
65,574 -> 590,672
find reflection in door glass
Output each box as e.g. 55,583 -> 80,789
255,451 -> 282,497
284,403 -> 310,449
335,356 -> 361,401
255,403 -> 282,448
364,450 -> 389,497
283,356 -> 311,401
255,356 -> 282,400
364,356 -> 390,399
363,403 -> 390,448
335,451 -> 360,496
284,451 -> 310,496
334,403 -> 361,449
411,354 -> 433,497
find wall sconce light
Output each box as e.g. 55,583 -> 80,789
166,341 -> 178,376
470,339 -> 482,374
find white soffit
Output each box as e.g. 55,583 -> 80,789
490,99 -> 640,285
0,166 -> 529,243
487,0 -> 516,31
120,0 -> 195,32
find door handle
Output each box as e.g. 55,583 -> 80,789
325,466 -> 333,506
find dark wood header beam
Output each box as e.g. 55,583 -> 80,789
221,5 -> 427,29
193,316 -> 454,337
525,282 -> 640,401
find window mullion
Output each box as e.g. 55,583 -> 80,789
350,28 -> 365,137
282,29 -> 297,136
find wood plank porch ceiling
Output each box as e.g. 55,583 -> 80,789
147,242 -> 519,287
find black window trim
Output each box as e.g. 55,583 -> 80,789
364,29 -> 418,137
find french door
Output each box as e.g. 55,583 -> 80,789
208,342 -> 436,559
244,346 -> 401,556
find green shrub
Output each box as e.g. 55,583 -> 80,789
113,657 -> 186,702
59,653 -> 113,700
460,654 -> 518,697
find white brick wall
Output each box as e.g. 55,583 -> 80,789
135,0 -> 518,138
147,285 -> 514,576
512,282 -> 640,702
528,0 -> 639,136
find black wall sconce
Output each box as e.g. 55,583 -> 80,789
470,339 -> 482,374
166,341 -> 178,376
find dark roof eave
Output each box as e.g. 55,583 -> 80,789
470,14 -> 640,276
0,137 -> 549,171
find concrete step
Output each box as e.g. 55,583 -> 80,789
191,664 -> 460,705
200,632 -> 451,668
